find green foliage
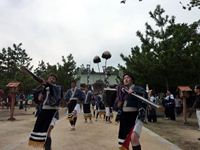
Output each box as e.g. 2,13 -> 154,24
120,5 -> 200,92
34,60 -> 47,78
105,66 -> 119,75
0,44 -> 78,93
57,54 -> 77,90
180,0 -> 200,10
0,43 -> 36,93
33,54 -> 77,90
77,64 -> 89,74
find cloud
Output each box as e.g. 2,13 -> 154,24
0,0 -> 199,70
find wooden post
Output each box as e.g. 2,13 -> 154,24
178,86 -> 191,124
182,96 -> 187,124
8,92 -> 16,121
6,82 -> 20,121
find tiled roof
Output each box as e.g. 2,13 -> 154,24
6,82 -> 20,88
177,86 -> 192,91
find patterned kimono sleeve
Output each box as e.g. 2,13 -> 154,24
64,90 -> 71,102
117,85 -> 124,102
88,91 -> 93,103
114,85 -> 125,110
76,89 -> 85,102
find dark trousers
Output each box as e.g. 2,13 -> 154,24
70,117 -> 77,126
165,107 -> 175,120
147,108 -> 157,122
118,111 -> 138,145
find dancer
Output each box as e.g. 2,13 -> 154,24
115,73 -> 147,150
29,74 -> 63,150
64,80 -> 85,130
82,84 -> 93,123
95,92 -> 106,121
103,86 -> 117,123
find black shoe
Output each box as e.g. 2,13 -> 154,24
44,137 -> 52,150
132,145 -> 141,150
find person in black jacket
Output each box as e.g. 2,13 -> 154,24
29,74 -> 63,150
194,85 -> 200,131
64,80 -> 85,130
115,73 -> 147,150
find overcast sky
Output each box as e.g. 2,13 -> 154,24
0,0 -> 199,71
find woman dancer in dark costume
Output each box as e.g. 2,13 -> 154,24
29,74 -> 63,150
64,80 -> 85,130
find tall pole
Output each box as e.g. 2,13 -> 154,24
102,51 -> 111,87
86,64 -> 90,85
183,96 -> 187,124
93,56 -> 102,80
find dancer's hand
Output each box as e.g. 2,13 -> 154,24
128,88 -> 134,94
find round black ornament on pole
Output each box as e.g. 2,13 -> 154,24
93,56 -> 101,63
102,51 -> 111,60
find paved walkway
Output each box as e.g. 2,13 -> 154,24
7,114 -> 182,150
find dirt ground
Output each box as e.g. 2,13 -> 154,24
0,107 -> 199,150
144,116 -> 200,150
0,107 -> 119,150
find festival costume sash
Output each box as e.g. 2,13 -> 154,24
67,87 -> 81,120
119,118 -> 143,150
83,91 -> 92,118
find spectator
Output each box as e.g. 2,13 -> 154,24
175,95 -> 182,116
163,90 -> 176,121
19,93 -> 24,110
147,90 -> 157,122
193,85 -> 200,131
